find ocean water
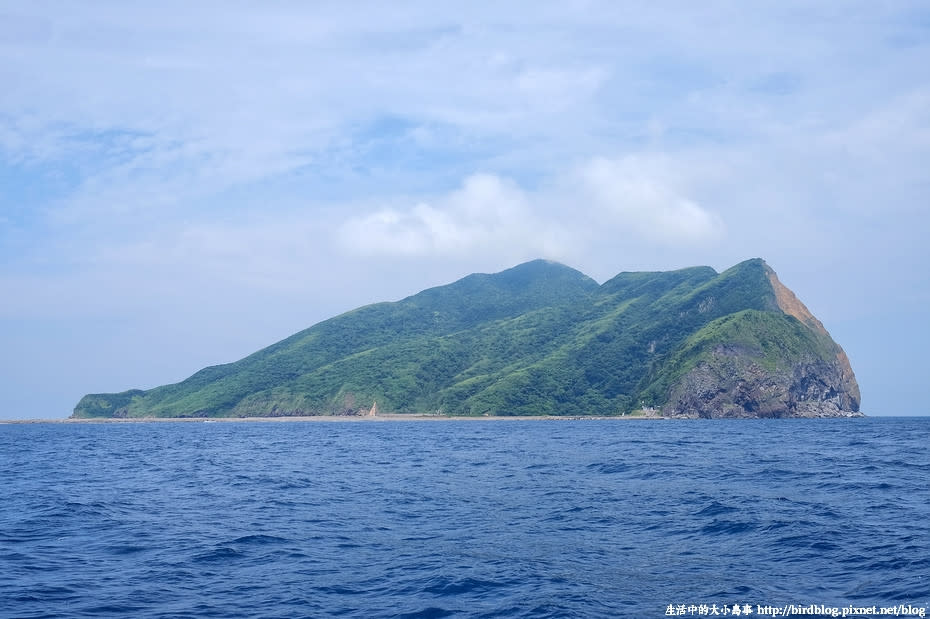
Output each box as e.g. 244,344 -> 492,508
1,418 -> 928,618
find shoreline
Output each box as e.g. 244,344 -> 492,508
1,413 -> 667,424
0,411 -> 873,424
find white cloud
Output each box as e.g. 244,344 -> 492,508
577,156 -> 725,245
338,173 -> 569,259
339,157 -> 724,262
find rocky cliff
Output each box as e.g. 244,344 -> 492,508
653,272 -> 862,419
662,342 -> 862,418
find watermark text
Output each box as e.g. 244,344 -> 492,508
665,603 -> 926,617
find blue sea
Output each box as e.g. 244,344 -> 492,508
1,418 -> 928,618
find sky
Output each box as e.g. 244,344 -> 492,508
1,1 -> 928,419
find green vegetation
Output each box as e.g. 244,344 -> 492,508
636,309 -> 841,407
72,258 -> 848,418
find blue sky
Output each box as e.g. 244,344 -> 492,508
1,2 -> 928,419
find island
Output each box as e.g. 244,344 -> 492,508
73,258 -> 861,419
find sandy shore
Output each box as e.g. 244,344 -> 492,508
2,413 -> 666,424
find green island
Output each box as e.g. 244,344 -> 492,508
73,258 -> 861,419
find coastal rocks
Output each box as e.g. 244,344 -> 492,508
662,345 -> 862,419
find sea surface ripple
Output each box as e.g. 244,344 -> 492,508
1,417 -> 928,617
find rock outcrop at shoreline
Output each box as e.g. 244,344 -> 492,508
74,258 -> 861,419
662,348 -> 861,418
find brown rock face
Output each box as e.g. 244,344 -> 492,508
661,264 -> 862,418
764,265 -> 861,409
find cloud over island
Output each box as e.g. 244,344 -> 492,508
339,156 -> 723,259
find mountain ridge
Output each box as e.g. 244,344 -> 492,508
73,258 -> 861,419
